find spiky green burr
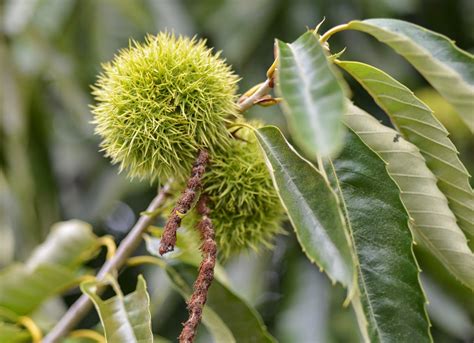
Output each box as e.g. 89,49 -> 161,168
181,122 -> 286,258
92,33 -> 239,182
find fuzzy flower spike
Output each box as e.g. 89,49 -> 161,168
92,32 -> 239,182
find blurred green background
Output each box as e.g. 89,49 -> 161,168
1,0 -> 473,342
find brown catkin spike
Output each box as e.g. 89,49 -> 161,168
179,196 -> 217,343
159,150 -> 209,255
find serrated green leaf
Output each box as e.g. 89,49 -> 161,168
0,264 -> 78,315
276,31 -> 347,157
343,103 -> 474,289
81,275 -> 153,343
26,220 -> 100,270
338,60 -> 473,239
0,322 -> 30,343
346,19 -> 474,132
255,126 -> 356,291
327,129 -> 431,343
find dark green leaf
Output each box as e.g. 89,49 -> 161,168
277,31 -> 347,157
327,129 -> 431,342
255,126 -> 355,290
342,103 -> 474,289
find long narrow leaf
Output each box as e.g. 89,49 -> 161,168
338,61 -> 473,238
346,19 -> 474,132
327,129 -> 431,342
343,103 -> 474,289
255,126 -> 356,290
277,31 -> 347,157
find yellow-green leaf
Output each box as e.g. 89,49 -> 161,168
338,61 -> 473,239
0,322 -> 30,343
346,19 -> 474,132
81,275 -> 153,343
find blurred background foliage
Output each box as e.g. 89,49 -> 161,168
0,0 -> 473,342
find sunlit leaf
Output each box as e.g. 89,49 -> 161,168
343,103 -> 474,289
26,220 -> 99,270
327,129 -> 431,342
255,126 -> 355,290
81,275 -> 153,343
277,31 -> 347,157
338,60 -> 474,239
346,19 -> 474,132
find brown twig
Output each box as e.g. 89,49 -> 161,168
159,149 -> 209,255
179,196 -> 217,343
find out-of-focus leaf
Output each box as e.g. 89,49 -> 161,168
26,220 -> 99,270
142,243 -> 274,342
343,103 -> 474,289
346,19 -> 474,132
422,276 -> 474,340
62,338 -> 96,343
81,275 -> 153,343
144,230 -> 229,285
327,129 -> 431,342
277,31 -> 347,157
255,126 -> 355,290
191,0 -> 276,63
0,322 -> 30,343
0,220 -> 102,315
166,263 -> 276,343
338,61 -> 474,239
275,259 -> 330,343
0,264 -> 77,315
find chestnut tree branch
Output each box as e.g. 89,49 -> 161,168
43,181 -> 172,343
